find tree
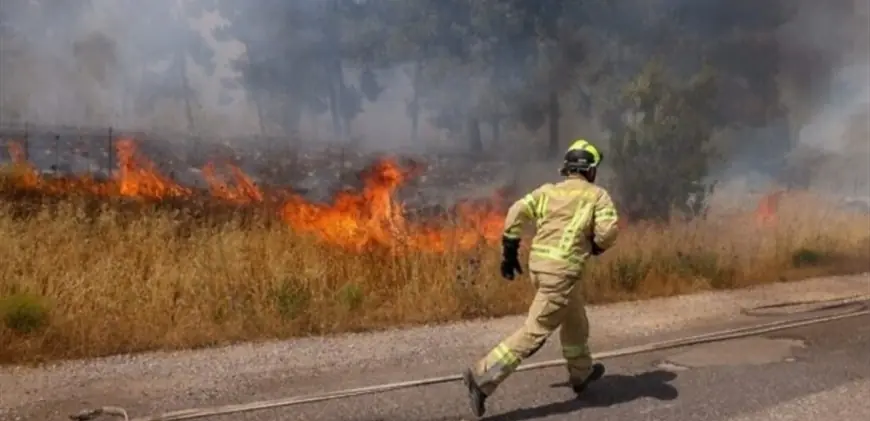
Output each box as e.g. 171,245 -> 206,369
212,1 -> 313,137
203,0 -> 851,206
214,0 -> 377,142
132,0 -> 216,133
564,0 -> 825,219
382,0 -> 483,151
604,60 -> 719,221
349,0 -> 470,145
0,0 -> 96,122
673,0 -> 801,179
0,0 -> 29,121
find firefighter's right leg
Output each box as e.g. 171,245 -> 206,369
464,272 -> 574,416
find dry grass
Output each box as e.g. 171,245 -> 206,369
0,187 -> 868,365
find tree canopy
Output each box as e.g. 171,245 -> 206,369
207,0 -> 856,219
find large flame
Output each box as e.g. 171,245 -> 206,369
116,138 -> 192,199
3,138 -> 505,252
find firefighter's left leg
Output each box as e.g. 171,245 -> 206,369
470,271 -> 574,396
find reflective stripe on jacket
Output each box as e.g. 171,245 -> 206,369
502,177 -> 619,277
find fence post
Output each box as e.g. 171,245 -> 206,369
54,134 -> 60,173
107,126 -> 113,176
23,121 -> 29,161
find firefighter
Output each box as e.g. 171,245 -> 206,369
461,139 -> 620,418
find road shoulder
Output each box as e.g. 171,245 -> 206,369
2,273 -> 868,418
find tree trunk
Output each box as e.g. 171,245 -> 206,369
335,64 -> 349,142
176,51 -> 196,133
467,115 -> 483,155
325,0 -> 345,142
491,116 -> 501,145
409,58 -> 422,143
247,47 -> 268,137
326,71 -> 341,139
254,89 -> 267,136
284,103 -> 302,145
547,89 -> 560,159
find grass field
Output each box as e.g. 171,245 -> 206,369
0,142 -> 868,364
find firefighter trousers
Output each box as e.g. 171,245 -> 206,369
470,270 -> 592,396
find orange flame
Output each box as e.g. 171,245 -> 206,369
115,139 -> 192,199
754,189 -> 785,226
7,141 -> 26,163
279,157 -> 411,250
4,139 -> 508,253
201,161 -> 264,204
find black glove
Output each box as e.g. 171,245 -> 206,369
591,242 -> 605,256
589,235 -> 606,256
500,236 -> 523,280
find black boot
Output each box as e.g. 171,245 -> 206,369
462,369 -> 488,418
572,363 -> 605,396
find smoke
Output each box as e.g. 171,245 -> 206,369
707,0 -> 869,201
0,0 -> 866,193
797,63 -> 869,152
783,0 -> 869,162
0,0 -> 258,136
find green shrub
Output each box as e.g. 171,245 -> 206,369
791,248 -> 829,267
607,257 -> 651,292
669,251 -> 735,289
273,280 -> 311,321
337,283 -> 364,310
0,292 -> 49,334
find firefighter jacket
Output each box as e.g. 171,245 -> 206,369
502,177 -> 619,278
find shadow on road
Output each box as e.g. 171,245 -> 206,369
483,369 -> 679,421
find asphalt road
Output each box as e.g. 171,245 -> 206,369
4,275 -> 869,421
231,313 -> 870,421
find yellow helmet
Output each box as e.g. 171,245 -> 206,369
560,139 -> 603,176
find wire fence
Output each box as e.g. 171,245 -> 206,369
0,122 -> 334,177
0,123 -> 404,189
0,122 -> 518,204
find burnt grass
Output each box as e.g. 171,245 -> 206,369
0,181 -> 282,232
0,174 -> 493,237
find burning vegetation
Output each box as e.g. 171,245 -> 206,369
2,138 -> 508,252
